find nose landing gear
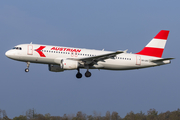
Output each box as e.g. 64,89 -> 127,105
25,62 -> 30,72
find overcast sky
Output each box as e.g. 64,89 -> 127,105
0,0 -> 180,118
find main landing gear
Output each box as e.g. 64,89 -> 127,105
25,62 -> 30,72
76,68 -> 82,79
76,68 -> 92,79
85,70 -> 91,77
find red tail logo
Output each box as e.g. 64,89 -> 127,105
136,30 -> 169,58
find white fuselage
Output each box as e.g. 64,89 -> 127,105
5,44 -> 170,71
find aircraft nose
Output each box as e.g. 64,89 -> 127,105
5,50 -> 13,58
5,51 -> 10,57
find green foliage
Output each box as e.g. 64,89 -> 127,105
13,115 -> 26,120
2,108 -> 180,120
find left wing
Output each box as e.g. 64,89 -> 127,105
68,50 -> 126,65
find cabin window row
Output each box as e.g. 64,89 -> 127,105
37,50 -> 96,56
115,57 -> 131,60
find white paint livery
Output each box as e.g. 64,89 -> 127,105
5,30 -> 174,78
146,39 -> 166,49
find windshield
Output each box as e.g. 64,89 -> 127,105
12,47 -> 22,50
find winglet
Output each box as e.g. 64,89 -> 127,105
124,49 -> 128,53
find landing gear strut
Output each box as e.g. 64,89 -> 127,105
25,62 -> 30,72
85,66 -> 91,77
76,68 -> 82,79
76,67 -> 92,78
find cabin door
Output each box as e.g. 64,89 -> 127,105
136,55 -> 141,65
27,45 -> 33,55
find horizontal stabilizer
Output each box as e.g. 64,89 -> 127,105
150,58 -> 174,62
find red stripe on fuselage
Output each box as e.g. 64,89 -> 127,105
35,46 -> 46,57
136,47 -> 164,58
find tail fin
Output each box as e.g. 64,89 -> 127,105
136,30 -> 169,58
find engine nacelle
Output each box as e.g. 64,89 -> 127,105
49,59 -> 78,72
63,59 -> 78,70
48,64 -> 64,72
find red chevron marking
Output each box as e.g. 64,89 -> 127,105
35,46 -> 46,57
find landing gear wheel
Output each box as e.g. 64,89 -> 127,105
25,68 -> 29,72
25,62 -> 30,73
76,68 -> 82,79
85,71 -> 91,77
76,72 -> 82,79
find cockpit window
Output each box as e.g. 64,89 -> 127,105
13,47 -> 22,50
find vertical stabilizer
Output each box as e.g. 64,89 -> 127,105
136,30 -> 169,58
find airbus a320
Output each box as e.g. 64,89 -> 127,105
5,30 -> 174,78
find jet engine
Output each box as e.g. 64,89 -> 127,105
63,59 -> 78,70
48,64 -> 64,72
48,59 -> 78,72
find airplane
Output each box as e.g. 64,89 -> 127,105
5,30 -> 174,78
